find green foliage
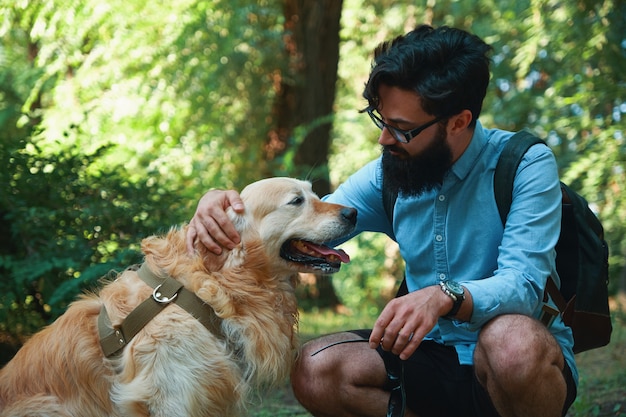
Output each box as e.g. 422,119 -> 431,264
567,313 -> 626,416
0,131 -> 185,337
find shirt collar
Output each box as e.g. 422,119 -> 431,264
449,120 -> 489,181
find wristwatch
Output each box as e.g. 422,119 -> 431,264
439,280 -> 465,318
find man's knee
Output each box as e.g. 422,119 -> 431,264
291,336 -> 352,409
474,314 -> 564,384
291,343 -> 322,406
474,315 -> 571,417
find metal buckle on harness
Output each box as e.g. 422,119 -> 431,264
152,284 -> 178,304
540,303 -> 560,327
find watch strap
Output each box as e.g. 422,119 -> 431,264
439,281 -> 464,318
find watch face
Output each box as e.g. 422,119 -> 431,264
446,280 -> 464,295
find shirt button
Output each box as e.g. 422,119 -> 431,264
435,234 -> 443,242
438,195 -> 446,201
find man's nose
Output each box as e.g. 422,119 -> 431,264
377,127 -> 397,146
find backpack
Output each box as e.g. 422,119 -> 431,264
382,130 -> 612,353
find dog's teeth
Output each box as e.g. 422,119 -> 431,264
290,240 -> 344,264
294,240 -> 316,256
295,241 -> 312,254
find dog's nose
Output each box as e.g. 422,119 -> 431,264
340,207 -> 358,226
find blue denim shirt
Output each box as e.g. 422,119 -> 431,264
324,121 -> 577,383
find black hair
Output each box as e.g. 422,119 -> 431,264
363,25 -> 493,127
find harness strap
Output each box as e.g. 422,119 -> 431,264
98,263 -> 224,357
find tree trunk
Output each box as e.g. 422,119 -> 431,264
266,0 -> 344,308
267,0 -> 342,193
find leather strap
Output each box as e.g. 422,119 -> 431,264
98,264 -> 223,357
384,353 -> 406,417
493,130 -> 546,225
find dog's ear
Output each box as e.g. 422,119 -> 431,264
228,206 -> 254,237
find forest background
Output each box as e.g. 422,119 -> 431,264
1,0 -> 625,378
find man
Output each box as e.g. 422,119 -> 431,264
186,25 -> 577,417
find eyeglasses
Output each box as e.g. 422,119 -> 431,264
367,109 -> 443,144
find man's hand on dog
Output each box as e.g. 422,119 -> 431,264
187,190 -> 245,255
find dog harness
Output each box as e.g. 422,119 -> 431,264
98,263 -> 224,357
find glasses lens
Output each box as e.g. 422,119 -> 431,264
389,128 -> 407,143
368,111 -> 408,143
368,111 -> 384,130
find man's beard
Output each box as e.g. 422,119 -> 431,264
382,125 -> 453,197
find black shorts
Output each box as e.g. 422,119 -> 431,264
350,329 -> 576,417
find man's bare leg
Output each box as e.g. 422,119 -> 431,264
474,314 -> 568,417
291,332 -> 418,417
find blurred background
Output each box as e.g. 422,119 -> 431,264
1,2 -> 625,410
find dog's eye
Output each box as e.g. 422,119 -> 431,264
288,196 -> 304,206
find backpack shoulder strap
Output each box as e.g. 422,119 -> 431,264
382,172 -> 398,225
494,131 -> 546,224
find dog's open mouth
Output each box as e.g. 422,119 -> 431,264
280,239 -> 350,274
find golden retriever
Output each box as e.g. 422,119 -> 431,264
0,177 -> 357,417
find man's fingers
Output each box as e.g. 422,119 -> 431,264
398,333 -> 421,360
185,189 -> 245,256
185,225 -> 198,255
202,208 -> 240,248
369,310 -> 392,349
224,190 -> 245,213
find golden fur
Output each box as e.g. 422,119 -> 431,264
0,178 -> 356,417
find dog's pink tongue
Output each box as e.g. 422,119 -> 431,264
304,242 -> 350,263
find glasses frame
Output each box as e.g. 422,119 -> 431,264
366,109 -> 444,144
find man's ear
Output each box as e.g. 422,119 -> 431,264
447,109 -> 473,135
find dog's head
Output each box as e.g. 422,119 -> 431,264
229,177 -> 357,275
